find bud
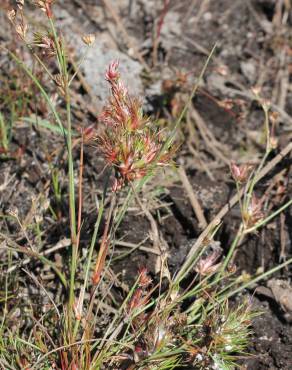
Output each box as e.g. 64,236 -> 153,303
138,267 -> 152,288
82,34 -> 95,46
262,99 -> 271,111
73,299 -> 82,321
215,64 -> 229,76
230,161 -> 253,184
7,9 -> 16,23
35,214 -> 43,223
251,86 -> 261,97
269,111 -> 279,124
105,60 -> 120,82
270,136 -> 278,149
127,288 -> 143,312
7,207 -> 19,218
16,0 -> 24,10
243,194 -> 264,228
15,22 -> 28,40
33,32 -> 56,57
53,74 -> 65,95
35,0 -> 54,18
195,247 -> 222,276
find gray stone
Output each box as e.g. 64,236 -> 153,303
54,7 -> 144,109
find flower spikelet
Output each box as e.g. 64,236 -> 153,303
97,61 -> 176,191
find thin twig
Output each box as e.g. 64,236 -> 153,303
5,238 -> 71,274
22,268 -> 61,318
191,108 -> 230,165
152,0 -> 170,66
115,239 -> 160,256
178,166 -> 207,229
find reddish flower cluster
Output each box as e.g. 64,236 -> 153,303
97,61 -> 176,191
127,267 -> 152,314
230,161 -> 253,184
243,194 -> 264,228
195,247 -> 222,276
33,31 -> 56,57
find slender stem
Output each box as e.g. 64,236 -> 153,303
48,17 -> 77,340
68,47 -> 90,86
236,181 -> 244,218
244,104 -> 271,210
72,199 -> 105,339
76,130 -> 84,251
221,223 -> 244,272
225,257 -> 292,299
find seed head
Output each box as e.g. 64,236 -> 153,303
15,22 -> 28,41
7,207 -> 19,218
243,194 -> 264,228
33,32 -> 56,57
195,247 -> 222,276
82,34 -> 95,46
35,0 -> 54,18
96,61 -> 176,191
53,74 -> 66,96
16,0 -> 24,10
7,9 -> 16,22
230,161 -> 253,184
251,86 -> 261,97
138,267 -> 152,288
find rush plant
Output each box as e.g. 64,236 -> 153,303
1,1 -> 292,370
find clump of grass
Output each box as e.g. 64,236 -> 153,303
0,1 -> 291,369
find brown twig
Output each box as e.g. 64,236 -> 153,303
152,0 -> 170,66
131,183 -> 161,254
5,238 -> 71,274
191,108 -> 230,165
178,165 -> 208,229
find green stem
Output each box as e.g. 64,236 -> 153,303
73,199 -> 104,339
221,223 -> 244,272
225,257 -> 292,299
67,87 -> 77,313
244,104 -> 271,210
48,16 -> 77,338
